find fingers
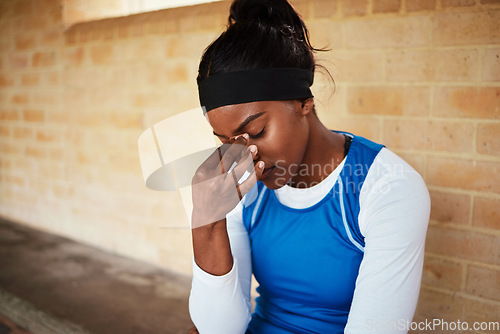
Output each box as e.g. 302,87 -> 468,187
254,160 -> 265,179
218,134 -> 249,173
231,157 -> 263,198
248,144 -> 258,161
238,169 -> 257,196
229,150 -> 254,183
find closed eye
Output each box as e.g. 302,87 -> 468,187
250,127 -> 265,139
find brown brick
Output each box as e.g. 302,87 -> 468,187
141,62 -> 189,85
15,34 -> 36,50
9,54 -> 30,69
482,48 -> 500,82
422,256 -> 463,291
426,224 -> 500,264
347,86 -> 430,116
36,129 -> 57,142
22,14 -> 50,31
23,109 -> 44,122
292,0 -> 310,20
122,39 -> 164,63
42,71 -> 60,86
0,125 -> 10,137
344,15 -> 430,48
21,73 -> 40,86
13,0 -> 34,16
383,119 -> 427,150
308,21 -> 343,49
63,47 -> 85,66
416,288 -> 500,326
75,111 -> 107,127
414,288 -> 464,321
341,0 -> 368,16
466,265 -> 500,301
433,10 -> 500,46
13,127 -> 32,140
427,120 -> 475,153
313,0 -> 337,18
433,87 -> 500,119
473,196 -> 500,229
442,0 -> 476,6
40,29 -> 63,47
32,91 -> 58,105
331,51 -> 384,82
166,34 -> 215,59
427,157 -> 500,193
0,74 -> 14,87
53,183 -> 74,199
47,110 -> 71,124
0,142 -> 22,155
462,296 -> 500,326
108,111 -> 142,129
90,44 -> 114,65
373,0 -> 401,13
477,122 -> 500,155
406,0 -> 436,11
392,151 -> 425,175
430,190 -> 471,224
323,115 -> 381,142
11,94 -> 29,104
26,145 -> 47,159
33,51 -> 56,67
147,15 -> 178,35
34,0 -> 62,12
384,120 -> 474,153
386,49 -> 477,82
0,110 -> 19,121
3,174 -> 25,187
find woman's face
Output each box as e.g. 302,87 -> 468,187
206,100 -> 311,190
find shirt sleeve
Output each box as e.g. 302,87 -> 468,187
188,200 -> 253,334
344,148 -> 431,334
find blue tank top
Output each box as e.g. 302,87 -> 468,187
242,133 -> 384,334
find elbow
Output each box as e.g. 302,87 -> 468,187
189,292 -> 251,334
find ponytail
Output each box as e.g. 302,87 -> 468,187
197,0 -> 329,84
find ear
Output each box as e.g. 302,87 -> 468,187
300,98 -> 314,116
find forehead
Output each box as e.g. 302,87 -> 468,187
206,101 -> 269,132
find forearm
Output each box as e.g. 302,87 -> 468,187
192,214 -> 233,276
190,215 -> 251,334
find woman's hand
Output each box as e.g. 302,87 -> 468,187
191,134 -> 258,229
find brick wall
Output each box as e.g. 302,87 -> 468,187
0,0 -> 499,330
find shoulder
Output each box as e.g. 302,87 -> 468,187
362,147 -> 428,198
358,147 -> 430,237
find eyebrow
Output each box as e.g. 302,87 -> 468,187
213,111 -> 266,138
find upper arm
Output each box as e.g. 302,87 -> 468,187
345,149 -> 431,333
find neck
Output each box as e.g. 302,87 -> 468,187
287,117 -> 345,189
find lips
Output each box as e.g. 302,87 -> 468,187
260,165 -> 275,179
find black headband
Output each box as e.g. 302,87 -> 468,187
198,67 -> 314,113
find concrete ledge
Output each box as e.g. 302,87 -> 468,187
0,218 -> 194,334
0,288 -> 92,334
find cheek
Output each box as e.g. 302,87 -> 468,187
258,121 -> 306,164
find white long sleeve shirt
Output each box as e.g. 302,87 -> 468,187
189,147 -> 430,333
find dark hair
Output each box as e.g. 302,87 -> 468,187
197,0 -> 333,108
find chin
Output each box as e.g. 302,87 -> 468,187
260,175 -> 289,190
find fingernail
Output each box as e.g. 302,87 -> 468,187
258,161 -> 264,169
249,145 -> 257,154
242,133 -> 249,140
